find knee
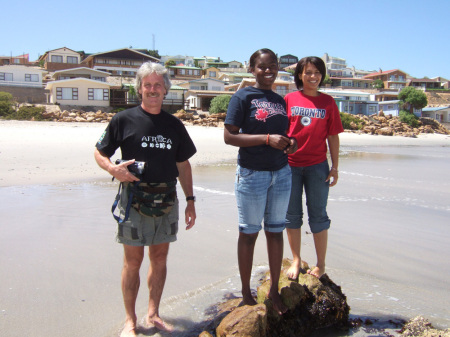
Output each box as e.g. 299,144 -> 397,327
149,245 -> 169,265
265,231 -> 283,241
239,232 -> 258,246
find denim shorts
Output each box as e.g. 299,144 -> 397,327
286,160 -> 331,233
235,164 -> 292,234
116,183 -> 179,246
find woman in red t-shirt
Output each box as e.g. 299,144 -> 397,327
284,56 -> 344,280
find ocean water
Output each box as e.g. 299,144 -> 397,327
0,141 -> 449,337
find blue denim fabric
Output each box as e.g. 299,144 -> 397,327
286,160 -> 331,233
235,164 -> 292,234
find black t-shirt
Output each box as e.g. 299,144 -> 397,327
225,86 -> 288,171
96,106 -> 196,182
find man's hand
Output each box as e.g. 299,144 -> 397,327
185,202 -> 196,230
110,159 -> 140,182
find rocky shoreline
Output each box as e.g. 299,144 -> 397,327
31,105 -> 450,137
196,259 -> 450,337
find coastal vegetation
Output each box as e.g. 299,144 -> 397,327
0,92 -> 14,117
397,87 -> 428,127
209,94 -> 231,114
0,91 -> 47,120
399,87 -> 428,113
340,112 -> 365,130
372,79 -> 384,89
399,110 -> 419,128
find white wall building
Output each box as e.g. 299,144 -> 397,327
0,65 -> 46,88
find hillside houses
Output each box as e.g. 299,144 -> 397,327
1,47 -> 449,123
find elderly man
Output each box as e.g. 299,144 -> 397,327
94,62 -> 196,336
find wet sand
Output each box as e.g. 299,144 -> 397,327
0,120 -> 449,336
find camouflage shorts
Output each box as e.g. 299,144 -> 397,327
116,182 -> 179,246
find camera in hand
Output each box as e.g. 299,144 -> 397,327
115,159 -> 147,177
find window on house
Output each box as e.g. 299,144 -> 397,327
51,55 -> 63,63
187,70 -> 193,75
180,69 -> 185,75
210,71 -> 216,77
390,75 -> 396,81
212,86 -> 221,91
166,92 -> 177,99
56,87 -> 78,100
67,56 -> 78,64
399,75 -> 404,81
0,72 -> 13,81
369,106 -> 376,113
92,77 -> 106,82
14,58 -> 21,64
25,74 -> 39,82
191,85 -> 200,90
194,70 -> 200,75
88,88 -> 109,101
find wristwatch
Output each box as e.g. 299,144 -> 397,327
186,196 -> 196,202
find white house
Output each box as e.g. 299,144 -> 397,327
160,55 -> 195,67
177,78 -> 229,111
46,78 -> 112,107
321,89 -> 379,115
177,78 -> 225,91
50,67 -> 110,82
377,100 -> 401,116
0,65 -> 46,88
421,106 -> 450,123
38,47 -> 82,71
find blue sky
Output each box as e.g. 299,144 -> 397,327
2,0 -> 449,79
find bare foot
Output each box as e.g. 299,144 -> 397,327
147,316 -> 174,333
285,259 -> 308,279
120,320 -> 137,337
307,266 -> 325,279
268,291 -> 288,315
242,293 -> 258,306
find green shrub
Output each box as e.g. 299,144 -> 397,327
6,106 -> 47,121
399,110 -> 419,128
0,92 -> 14,117
0,101 -> 14,117
0,91 -> 13,102
112,107 -> 126,113
339,112 -> 364,130
209,95 -> 231,114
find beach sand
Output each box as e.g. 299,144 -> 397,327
1,120 -> 449,337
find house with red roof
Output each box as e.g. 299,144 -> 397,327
363,69 -> 408,90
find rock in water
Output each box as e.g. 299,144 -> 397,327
216,303 -> 267,337
205,259 -> 350,337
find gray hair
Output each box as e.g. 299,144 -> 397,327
135,62 -> 172,100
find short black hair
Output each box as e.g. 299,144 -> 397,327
248,48 -> 278,72
294,56 -> 327,90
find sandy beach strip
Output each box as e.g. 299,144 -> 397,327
0,120 -> 449,187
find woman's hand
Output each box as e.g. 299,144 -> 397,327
267,134 -> 291,151
326,167 -> 338,187
284,137 -> 298,154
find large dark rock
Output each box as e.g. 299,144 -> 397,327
202,259 -> 350,337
